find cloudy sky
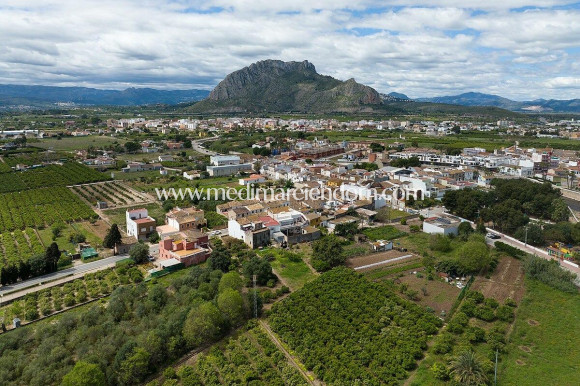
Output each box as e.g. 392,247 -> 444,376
1,0 -> 579,100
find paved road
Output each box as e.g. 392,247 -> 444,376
0,254 -> 130,297
191,136 -> 219,156
486,231 -> 580,276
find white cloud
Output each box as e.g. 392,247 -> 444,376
0,0 -> 578,99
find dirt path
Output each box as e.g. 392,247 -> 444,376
259,319 -> 320,386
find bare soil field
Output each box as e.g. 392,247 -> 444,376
80,219 -> 109,241
396,270 -> 462,314
471,256 -> 525,303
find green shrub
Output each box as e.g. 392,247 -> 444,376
64,294 -> 76,307
495,305 -> 515,322
475,305 -> 496,322
430,362 -> 450,381
433,332 -> 454,354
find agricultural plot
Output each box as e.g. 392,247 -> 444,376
258,248 -> 317,290
172,324 -> 308,386
471,256 -> 526,304
0,162 -> 109,193
0,265 -> 143,325
0,228 -> 45,272
362,225 -> 408,241
72,181 -> 152,208
0,187 -> 98,233
409,290 -> 518,386
269,268 -> 442,385
499,279 -> 580,385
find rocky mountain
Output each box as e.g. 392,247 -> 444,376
380,92 -> 410,102
0,85 -> 210,107
416,92 -> 580,113
189,60 -> 383,113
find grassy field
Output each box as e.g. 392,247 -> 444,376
258,248 -> 317,290
38,222 -> 103,254
498,279 -> 580,385
34,136 -> 126,151
362,225 -> 408,241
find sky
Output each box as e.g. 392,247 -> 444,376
0,0 -> 579,100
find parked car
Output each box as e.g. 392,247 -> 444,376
486,233 -> 501,240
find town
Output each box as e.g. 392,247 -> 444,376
1,111 -> 579,385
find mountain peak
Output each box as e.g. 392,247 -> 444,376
196,59 -> 382,113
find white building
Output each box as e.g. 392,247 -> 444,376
126,208 -> 156,240
207,155 -> 253,177
422,215 -> 462,236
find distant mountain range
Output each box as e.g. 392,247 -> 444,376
0,85 -> 210,107
416,92 -> 580,113
0,67 -> 577,114
189,60 -> 382,113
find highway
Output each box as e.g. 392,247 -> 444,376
191,136 -> 219,156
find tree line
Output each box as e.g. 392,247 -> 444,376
442,179 -> 570,240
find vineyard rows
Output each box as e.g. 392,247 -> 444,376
0,228 -> 45,272
176,324 -> 308,386
0,162 -> 109,193
0,187 -> 98,233
72,181 -> 149,207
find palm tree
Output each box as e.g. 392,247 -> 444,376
450,351 -> 489,386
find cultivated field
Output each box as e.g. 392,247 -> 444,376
471,256 -> 526,303
71,181 -> 153,208
397,269 -> 462,315
347,249 -> 414,271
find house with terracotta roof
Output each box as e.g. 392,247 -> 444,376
159,230 -> 210,267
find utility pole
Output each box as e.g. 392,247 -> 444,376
252,274 -> 258,319
525,226 -> 528,247
494,349 -> 498,386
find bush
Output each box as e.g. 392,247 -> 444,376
504,298 -> 517,308
64,294 -> 76,307
484,298 -> 499,309
430,234 -> 452,252
25,308 -> 39,321
466,326 -> 486,343
433,332 -> 454,354
57,254 -> 73,269
465,290 -> 484,304
524,255 -> 578,293
495,305 -> 515,322
495,241 -> 526,259
475,305 -> 496,322
460,298 -> 477,317
431,362 -> 450,380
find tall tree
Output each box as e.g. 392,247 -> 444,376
242,257 -> 276,285
104,224 -> 122,249
311,234 -> 345,272
217,288 -> 245,327
45,242 -> 61,273
450,351 -> 489,386
129,243 -> 149,264
62,361 -> 106,386
208,242 -> 232,272
182,302 -> 224,347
